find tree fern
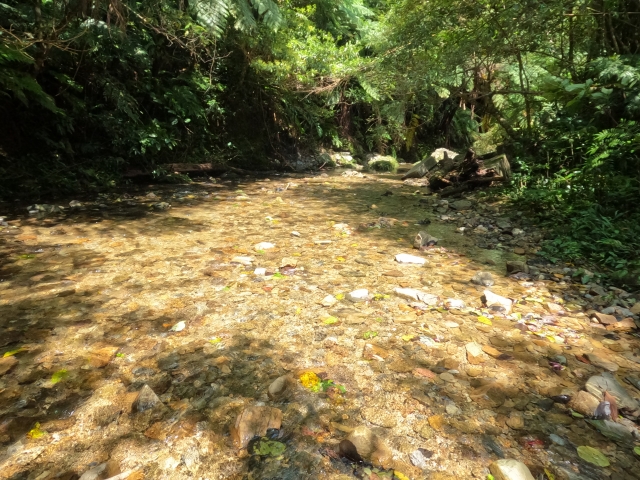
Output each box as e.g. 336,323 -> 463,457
192,0 -> 282,36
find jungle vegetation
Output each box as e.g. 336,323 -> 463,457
1,0 -> 639,283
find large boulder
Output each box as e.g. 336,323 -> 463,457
402,148 -> 461,179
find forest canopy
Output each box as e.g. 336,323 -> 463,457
1,0 -> 639,282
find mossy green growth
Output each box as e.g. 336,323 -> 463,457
250,439 -> 286,457
367,156 -> 399,173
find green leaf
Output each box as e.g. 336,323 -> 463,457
272,272 -> 285,279
577,446 -> 610,467
51,369 -> 68,384
3,347 -> 26,357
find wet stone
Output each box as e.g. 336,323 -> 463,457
230,406 -> 282,448
568,391 -> 600,417
471,271 -> 494,287
489,459 -> 535,480
585,352 -> 619,372
586,373 -> 639,410
132,384 -> 162,413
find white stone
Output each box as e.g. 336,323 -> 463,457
321,295 -> 337,307
394,288 -> 438,305
255,242 -> 275,251
445,298 -> 465,309
483,289 -> 513,313
291,231 -> 301,237
347,289 -> 369,302
231,256 -> 253,265
512,228 -> 524,235
254,267 -> 266,276
395,254 -> 426,265
489,459 -> 535,480
465,342 -> 484,357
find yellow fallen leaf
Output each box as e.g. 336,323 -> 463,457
3,347 -> 26,357
394,472 -> 410,480
299,371 -> 320,389
295,307 -> 302,315
336,257 -> 346,262
477,316 -> 493,325
323,316 -> 339,325
401,334 -> 415,342
335,293 -> 345,300
27,422 -> 45,439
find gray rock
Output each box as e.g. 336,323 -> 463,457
471,271 -> 494,287
506,261 -> 528,274
410,449 -> 429,468
268,375 -> 290,400
451,199 -> 472,210
413,230 -> 439,249
585,352 -> 619,372
132,384 -> 161,413
549,433 -> 566,446
586,373 -> 639,411
402,148 -> 460,180
489,459 -> 535,480
586,419 -> 634,444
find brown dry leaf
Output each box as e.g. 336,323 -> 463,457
414,368 -> 436,380
603,391 -> 618,420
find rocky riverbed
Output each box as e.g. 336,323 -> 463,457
0,168 -> 639,479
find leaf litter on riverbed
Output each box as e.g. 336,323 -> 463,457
1,171 -> 639,479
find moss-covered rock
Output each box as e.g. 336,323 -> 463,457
367,155 -> 399,173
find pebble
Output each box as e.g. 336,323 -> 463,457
347,289 -> 369,302
471,271 -> 494,286
549,433 -> 566,446
230,406 -> 282,448
439,372 -> 455,383
482,289 -> 513,313
394,288 -> 438,305
410,449 -> 429,468
489,459 -> 535,480
254,242 -> 275,250
231,256 -> 253,265
585,352 -> 619,372
132,384 -> 162,413
395,253 -> 426,265
586,373 -> 639,410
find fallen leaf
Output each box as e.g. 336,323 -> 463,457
51,369 -> 68,384
577,445 -> 610,467
3,347 -> 26,357
27,422 -> 46,439
323,316 -> 339,325
477,316 -> 493,326
603,391 -> 618,420
414,368 -> 436,380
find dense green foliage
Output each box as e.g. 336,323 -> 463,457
1,0 -> 639,283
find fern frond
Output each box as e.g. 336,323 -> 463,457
192,0 -> 232,36
234,0 -> 257,32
